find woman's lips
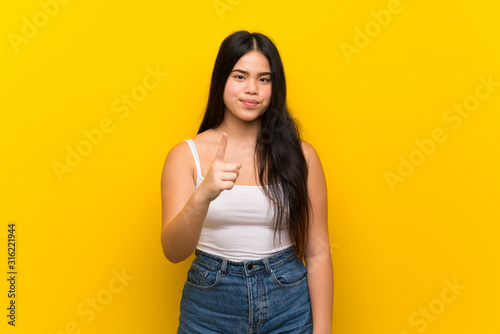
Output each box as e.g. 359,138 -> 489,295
241,100 -> 259,108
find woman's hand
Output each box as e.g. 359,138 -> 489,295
198,132 -> 242,202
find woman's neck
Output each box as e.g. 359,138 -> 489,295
215,111 -> 262,145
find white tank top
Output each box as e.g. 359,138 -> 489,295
184,139 -> 292,261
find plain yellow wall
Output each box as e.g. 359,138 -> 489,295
1,0 -> 499,333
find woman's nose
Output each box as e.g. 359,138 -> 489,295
245,79 -> 258,94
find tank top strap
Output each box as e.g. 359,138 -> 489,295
184,139 -> 203,182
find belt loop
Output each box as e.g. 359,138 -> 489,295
220,259 -> 228,276
263,258 -> 272,276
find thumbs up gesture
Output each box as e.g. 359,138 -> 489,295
198,132 -> 242,202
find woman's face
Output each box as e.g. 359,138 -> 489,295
223,50 -> 272,124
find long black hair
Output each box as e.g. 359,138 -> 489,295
198,30 -> 311,259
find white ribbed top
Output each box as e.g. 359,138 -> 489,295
184,139 -> 292,261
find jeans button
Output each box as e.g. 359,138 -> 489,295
247,264 -> 254,270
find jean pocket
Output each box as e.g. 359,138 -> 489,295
271,257 -> 308,288
185,261 -> 221,291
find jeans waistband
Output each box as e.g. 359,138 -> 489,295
193,246 -> 298,277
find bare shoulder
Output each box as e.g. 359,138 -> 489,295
300,139 -> 326,187
166,130 -> 213,161
162,139 -> 193,184
188,129 -> 219,149
162,130 -> 216,184
165,136 -> 195,164
300,139 -> 321,165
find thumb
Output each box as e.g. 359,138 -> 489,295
214,132 -> 227,162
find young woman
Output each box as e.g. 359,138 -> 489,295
161,30 -> 333,333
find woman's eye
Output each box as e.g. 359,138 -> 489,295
234,75 -> 244,80
260,78 -> 271,83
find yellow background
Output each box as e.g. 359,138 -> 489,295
1,0 -> 499,333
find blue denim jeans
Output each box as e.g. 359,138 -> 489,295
177,246 -> 313,333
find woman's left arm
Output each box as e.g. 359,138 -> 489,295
302,140 -> 333,334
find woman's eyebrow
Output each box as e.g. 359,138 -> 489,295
231,69 -> 271,76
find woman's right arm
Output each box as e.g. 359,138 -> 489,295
160,148 -> 211,263
160,132 -> 241,263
